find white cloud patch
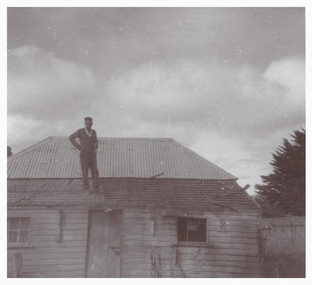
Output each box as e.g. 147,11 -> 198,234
264,57 -> 305,95
7,115 -> 42,147
102,57 -> 305,139
7,114 -> 81,152
8,45 -> 96,120
263,57 -> 305,119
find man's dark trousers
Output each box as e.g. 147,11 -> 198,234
80,150 -> 99,192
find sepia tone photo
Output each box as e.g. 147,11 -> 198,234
7,6 -> 305,278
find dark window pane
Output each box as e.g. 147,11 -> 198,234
197,219 -> 206,242
8,231 -> 18,243
20,218 -> 30,230
177,217 -> 187,241
178,217 -> 206,242
7,218 -> 30,244
8,218 -> 20,230
19,231 -> 30,243
188,230 -> 198,241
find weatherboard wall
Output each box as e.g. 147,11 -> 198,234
7,208 -> 89,278
7,206 -> 260,278
121,208 -> 261,278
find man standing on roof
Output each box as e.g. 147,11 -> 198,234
69,117 -> 99,193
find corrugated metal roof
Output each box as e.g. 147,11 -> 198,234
7,137 -> 237,180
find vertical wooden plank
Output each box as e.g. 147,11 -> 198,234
98,212 -> 109,278
86,211 -> 109,278
206,213 -> 209,245
106,211 -> 122,277
13,253 -> 22,278
86,210 -> 122,278
56,210 -> 62,243
151,209 -> 155,236
86,211 -> 96,278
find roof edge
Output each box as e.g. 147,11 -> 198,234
8,137 -> 55,161
170,139 -> 238,180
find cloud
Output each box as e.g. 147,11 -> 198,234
101,57 -> 305,139
8,52 -> 304,149
7,45 -> 96,120
264,57 -> 305,93
7,114 -> 42,146
7,113 -> 83,152
263,57 -> 305,122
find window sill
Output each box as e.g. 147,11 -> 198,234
174,242 -> 213,248
7,244 -> 34,249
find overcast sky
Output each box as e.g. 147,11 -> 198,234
7,7 -> 305,195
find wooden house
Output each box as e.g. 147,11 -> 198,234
7,137 -> 261,278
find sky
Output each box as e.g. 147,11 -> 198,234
6,6 -> 305,195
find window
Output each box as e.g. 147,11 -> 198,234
7,218 -> 30,244
177,217 -> 206,242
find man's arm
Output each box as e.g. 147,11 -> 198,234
69,130 -> 82,150
94,131 -> 99,148
94,130 -> 98,150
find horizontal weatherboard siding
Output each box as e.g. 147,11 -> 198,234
120,208 -> 260,278
7,209 -> 89,278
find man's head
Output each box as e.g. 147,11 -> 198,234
84,117 -> 93,130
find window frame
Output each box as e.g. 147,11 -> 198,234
7,216 -> 31,248
177,216 -> 208,244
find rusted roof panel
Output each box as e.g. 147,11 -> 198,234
7,137 -> 237,180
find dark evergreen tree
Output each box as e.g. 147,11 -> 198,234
255,129 -> 305,216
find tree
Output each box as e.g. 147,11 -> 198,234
7,146 -> 13,157
255,129 -> 305,216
